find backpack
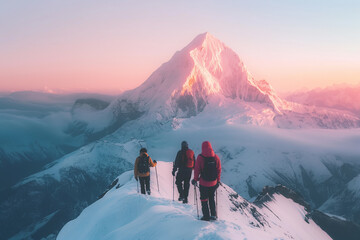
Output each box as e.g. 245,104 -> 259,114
182,149 -> 195,168
200,154 -> 217,181
138,155 -> 150,174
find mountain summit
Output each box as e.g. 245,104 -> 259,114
112,32 -> 285,118
175,32 -> 286,113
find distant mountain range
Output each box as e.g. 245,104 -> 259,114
286,84 -> 360,116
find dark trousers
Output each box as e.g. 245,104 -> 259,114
200,185 -> 217,218
139,176 -> 150,195
175,168 -> 192,199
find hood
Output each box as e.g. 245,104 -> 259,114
201,141 -> 215,157
181,141 -> 189,151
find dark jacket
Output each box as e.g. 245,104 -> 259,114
173,147 -> 195,172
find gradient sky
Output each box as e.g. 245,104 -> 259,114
1,0 -> 359,94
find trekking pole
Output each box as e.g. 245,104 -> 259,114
136,178 -> 139,194
173,175 -> 175,201
216,189 -> 218,218
155,164 -> 160,193
194,184 -> 199,219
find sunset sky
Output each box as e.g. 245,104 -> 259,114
1,0 -> 359,94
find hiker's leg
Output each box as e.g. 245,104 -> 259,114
139,177 -> 146,194
183,169 -> 192,199
145,176 -> 151,195
200,185 -> 210,219
175,172 -> 184,198
209,185 -> 216,217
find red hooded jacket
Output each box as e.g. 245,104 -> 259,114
194,141 -> 221,187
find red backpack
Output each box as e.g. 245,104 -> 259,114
182,149 -> 195,168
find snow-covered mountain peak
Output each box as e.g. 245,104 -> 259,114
176,32 -> 283,110
182,32 -> 217,49
112,33 -> 285,119
105,33 -> 360,129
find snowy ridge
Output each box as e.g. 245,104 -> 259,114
58,162 -> 331,240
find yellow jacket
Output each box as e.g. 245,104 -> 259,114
134,152 -> 157,177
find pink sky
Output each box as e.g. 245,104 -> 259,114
1,1 -> 359,94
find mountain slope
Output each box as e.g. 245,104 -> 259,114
58,162 -> 331,240
0,91 -> 116,190
0,139 -> 139,240
111,32 -> 287,119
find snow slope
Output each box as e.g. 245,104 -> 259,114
58,162 -> 331,240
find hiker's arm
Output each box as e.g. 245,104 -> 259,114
149,157 -> 157,167
173,151 -> 181,171
192,152 -> 196,169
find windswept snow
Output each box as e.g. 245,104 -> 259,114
58,162 -> 331,240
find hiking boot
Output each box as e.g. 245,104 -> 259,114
200,216 -> 210,221
178,197 -> 184,201
210,216 -> 217,221
147,190 -> 151,195
182,198 -> 188,204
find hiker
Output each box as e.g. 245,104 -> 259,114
172,141 -> 195,204
134,148 -> 157,195
192,141 -> 221,221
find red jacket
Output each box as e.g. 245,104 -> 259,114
194,141 -> 221,187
